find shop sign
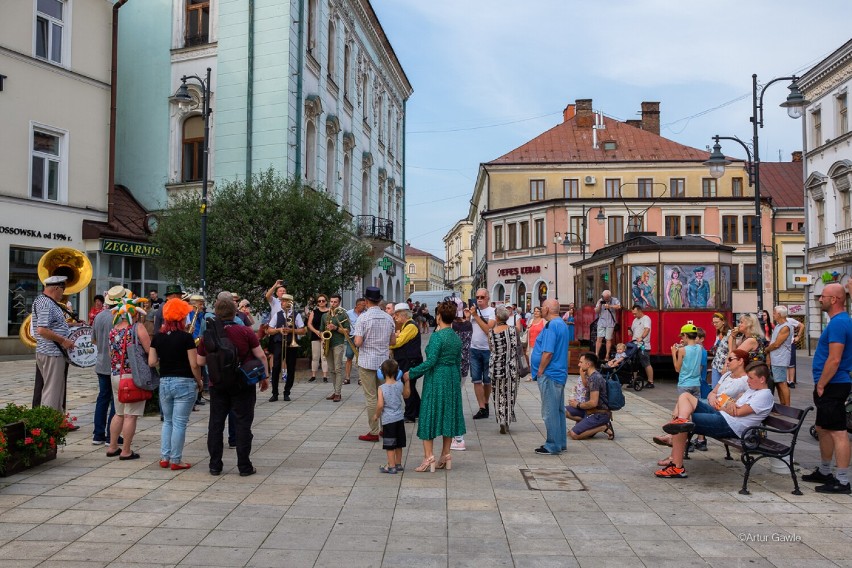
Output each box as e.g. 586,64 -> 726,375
101,238 -> 162,258
0,224 -> 73,242
785,304 -> 806,315
497,266 -> 541,277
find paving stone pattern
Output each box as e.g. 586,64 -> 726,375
0,346 -> 851,567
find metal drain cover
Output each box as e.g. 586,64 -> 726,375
520,468 -> 586,491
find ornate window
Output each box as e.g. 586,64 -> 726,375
182,116 -> 204,182
327,20 -> 336,82
305,120 -> 316,184
185,0 -> 210,47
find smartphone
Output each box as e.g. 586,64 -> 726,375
468,298 -> 476,308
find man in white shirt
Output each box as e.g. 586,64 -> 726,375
628,304 -> 654,387
264,279 -> 287,327
470,288 -> 496,419
594,290 -> 620,359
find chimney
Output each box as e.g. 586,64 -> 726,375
576,98 -> 594,128
791,151 -> 803,162
626,119 -> 642,129
640,101 -> 660,135
563,104 -> 576,122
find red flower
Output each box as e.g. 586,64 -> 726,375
31,428 -> 42,437
49,437 -> 55,445
24,437 -> 33,445
72,416 -> 78,422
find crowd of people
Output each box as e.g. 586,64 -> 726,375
26,276 -> 852,493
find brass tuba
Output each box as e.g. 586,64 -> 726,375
19,248 -> 93,347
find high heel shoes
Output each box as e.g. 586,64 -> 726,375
435,454 -> 452,470
414,456 -> 435,472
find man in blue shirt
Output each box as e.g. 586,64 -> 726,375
531,298 -> 570,455
802,283 -> 852,494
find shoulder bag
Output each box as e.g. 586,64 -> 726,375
514,327 -> 531,378
127,324 -> 159,391
117,329 -> 153,403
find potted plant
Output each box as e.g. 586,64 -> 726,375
0,403 -> 74,476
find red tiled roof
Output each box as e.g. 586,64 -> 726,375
488,115 -> 712,164
82,185 -> 149,241
405,245 -> 441,262
760,162 -> 804,209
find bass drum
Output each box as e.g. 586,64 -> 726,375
65,325 -> 97,368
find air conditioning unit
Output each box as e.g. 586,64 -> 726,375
584,175 -> 596,185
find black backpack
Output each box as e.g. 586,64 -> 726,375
202,319 -> 243,392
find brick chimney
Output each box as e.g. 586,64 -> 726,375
791,151 -> 803,162
640,102 -> 660,135
626,119 -> 642,129
576,99 -> 594,128
563,104 -> 576,122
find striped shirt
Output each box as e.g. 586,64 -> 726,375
32,294 -> 68,356
352,306 -> 395,370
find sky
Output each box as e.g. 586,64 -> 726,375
369,0 -> 852,260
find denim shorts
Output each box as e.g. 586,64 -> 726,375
470,348 -> 491,385
692,400 -> 737,438
770,366 -> 787,384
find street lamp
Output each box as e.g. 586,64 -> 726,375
553,232 -> 564,300
704,74 -> 808,313
172,67 -> 213,294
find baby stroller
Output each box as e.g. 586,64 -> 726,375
601,342 -> 647,391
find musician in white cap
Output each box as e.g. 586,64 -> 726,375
31,275 -> 74,412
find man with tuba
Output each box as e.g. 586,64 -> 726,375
31,275 -> 75,412
266,294 -> 305,402
321,294 -> 351,402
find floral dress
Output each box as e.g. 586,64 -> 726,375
109,326 -> 134,376
452,320 -> 472,377
711,330 -> 731,374
488,326 -> 520,427
409,327 -> 466,440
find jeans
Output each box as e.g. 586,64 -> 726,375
711,368 -> 723,388
93,373 -> 116,442
470,348 -> 491,384
538,375 -> 566,453
692,400 -> 738,438
208,385 -> 256,474
159,377 -> 198,463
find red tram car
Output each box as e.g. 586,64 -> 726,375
571,233 -> 735,364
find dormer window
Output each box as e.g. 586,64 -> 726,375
603,141 -> 617,151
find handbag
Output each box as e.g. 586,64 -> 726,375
118,374 -> 152,404
239,355 -> 267,386
127,324 -> 159,391
514,328 -> 531,378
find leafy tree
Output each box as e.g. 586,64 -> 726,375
151,169 -> 373,308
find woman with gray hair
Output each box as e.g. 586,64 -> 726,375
488,305 -> 520,434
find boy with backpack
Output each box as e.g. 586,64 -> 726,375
567,352 -> 615,440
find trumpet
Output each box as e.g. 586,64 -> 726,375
287,311 -> 299,348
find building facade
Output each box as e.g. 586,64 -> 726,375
405,245 -> 445,297
442,219 -> 474,301
800,39 -> 852,345
0,0 -> 114,353
116,0 -> 412,306
470,99 -> 776,313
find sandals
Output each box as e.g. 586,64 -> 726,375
119,452 -> 140,461
379,465 -> 398,474
106,449 -> 121,457
414,456 -> 435,473
653,434 -> 673,447
395,464 -> 404,471
605,423 -> 615,440
435,454 -> 452,471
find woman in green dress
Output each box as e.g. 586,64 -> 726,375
405,301 -> 466,472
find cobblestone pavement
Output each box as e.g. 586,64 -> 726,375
1,353 -> 851,567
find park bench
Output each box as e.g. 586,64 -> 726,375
685,403 -> 813,495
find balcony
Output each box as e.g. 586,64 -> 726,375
355,215 -> 394,257
833,228 -> 852,259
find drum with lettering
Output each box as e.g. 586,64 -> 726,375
65,325 -> 97,368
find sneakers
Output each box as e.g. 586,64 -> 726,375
473,407 -> 489,420
654,465 -> 687,478
358,433 -> 379,442
450,438 -> 466,451
801,467 -> 837,484
308,376 -> 317,383
693,439 -> 708,451
662,418 -> 695,435
91,439 -> 105,445
645,382 -> 655,389
534,446 -> 558,455
815,481 -> 852,494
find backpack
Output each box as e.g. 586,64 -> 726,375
606,374 -> 626,411
202,319 -> 243,392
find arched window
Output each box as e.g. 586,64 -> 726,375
378,181 -> 384,217
305,120 -> 316,184
361,170 -> 369,216
342,153 -> 351,211
327,20 -> 336,80
343,44 -> 351,98
325,138 -> 335,193
408,264 -> 416,274
307,0 -> 318,53
362,75 -> 369,122
182,116 -> 204,182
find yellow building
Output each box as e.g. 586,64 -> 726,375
405,245 -> 445,297
443,219 -> 474,301
470,98 -> 776,313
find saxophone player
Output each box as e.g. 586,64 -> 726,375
267,294 -> 305,402
321,294 -> 351,402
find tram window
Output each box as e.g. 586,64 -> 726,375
584,274 -> 595,304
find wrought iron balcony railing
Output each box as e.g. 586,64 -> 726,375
355,215 -> 393,242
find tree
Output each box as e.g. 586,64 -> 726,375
151,169 -> 373,308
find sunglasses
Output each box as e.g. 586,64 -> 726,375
317,299 -> 327,303
476,296 -> 486,299
727,356 -> 740,361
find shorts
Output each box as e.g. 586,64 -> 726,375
813,382 -> 852,431
381,419 -> 406,450
637,349 -> 651,368
470,348 -> 491,385
691,400 -> 737,438
770,366 -> 788,384
571,411 -> 610,435
788,345 -> 796,368
598,326 -> 615,340
566,405 -> 586,419
345,343 -> 355,360
111,374 -> 146,417
677,386 -> 700,397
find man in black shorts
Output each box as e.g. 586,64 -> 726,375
801,283 -> 852,494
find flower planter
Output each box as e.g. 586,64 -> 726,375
0,421 -> 57,477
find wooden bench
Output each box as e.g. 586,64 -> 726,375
685,403 -> 813,495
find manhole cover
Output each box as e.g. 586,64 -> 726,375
520,468 -> 586,491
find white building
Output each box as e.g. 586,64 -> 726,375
800,38 -> 852,344
0,0 -> 112,354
